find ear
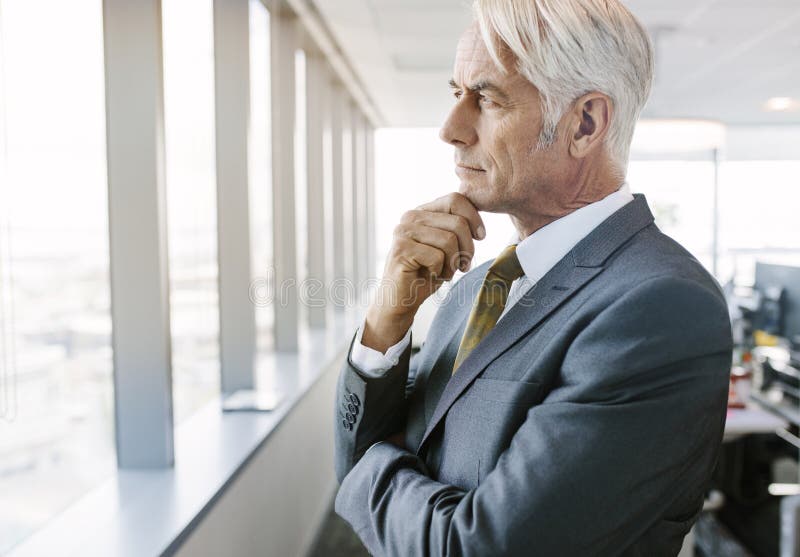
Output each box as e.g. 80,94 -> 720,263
568,93 -> 613,159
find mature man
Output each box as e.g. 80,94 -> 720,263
333,0 -> 733,555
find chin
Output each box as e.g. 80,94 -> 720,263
459,182 -> 504,213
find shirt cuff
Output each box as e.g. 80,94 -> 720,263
349,320 -> 412,377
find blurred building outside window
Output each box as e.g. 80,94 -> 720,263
0,1 -> 115,552
163,0 -> 221,424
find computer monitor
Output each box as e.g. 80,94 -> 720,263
754,262 -> 800,342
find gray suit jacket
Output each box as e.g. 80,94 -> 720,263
333,195 -> 733,556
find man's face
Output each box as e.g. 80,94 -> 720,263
441,25 -> 570,218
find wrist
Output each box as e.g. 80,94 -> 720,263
362,305 -> 414,354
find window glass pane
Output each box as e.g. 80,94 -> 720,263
0,1 -> 115,551
249,0 -> 273,356
718,161 -> 800,284
162,0 -> 220,422
627,161 -> 716,271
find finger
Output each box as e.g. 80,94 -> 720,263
394,237 -> 445,277
400,210 -> 474,269
394,223 -> 464,278
417,192 -> 485,240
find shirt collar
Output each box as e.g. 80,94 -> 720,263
511,183 -> 634,282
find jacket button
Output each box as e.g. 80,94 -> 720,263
348,403 -> 357,414
349,393 -> 360,406
341,419 -> 349,429
346,412 -> 355,424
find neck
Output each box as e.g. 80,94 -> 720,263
510,214 -> 558,240
511,160 -> 625,239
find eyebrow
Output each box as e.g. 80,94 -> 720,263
449,78 -> 510,103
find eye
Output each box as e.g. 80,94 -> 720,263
478,94 -> 497,108
452,90 -> 463,100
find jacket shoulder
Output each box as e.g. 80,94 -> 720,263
602,223 -> 725,304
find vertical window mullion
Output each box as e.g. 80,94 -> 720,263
348,103 -> 360,294
270,13 -> 299,350
214,0 -> 256,393
365,124 -> 376,281
305,53 -> 328,328
330,83 -> 346,313
354,111 -> 368,289
103,0 -> 173,468
340,98 -> 355,306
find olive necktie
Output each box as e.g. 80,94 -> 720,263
452,244 -> 524,374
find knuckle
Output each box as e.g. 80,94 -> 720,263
393,236 -> 410,252
400,210 -> 418,224
393,223 -> 412,239
445,231 -> 458,251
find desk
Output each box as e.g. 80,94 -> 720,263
749,391 -> 800,429
723,405 -> 789,443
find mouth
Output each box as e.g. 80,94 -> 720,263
456,164 -> 485,175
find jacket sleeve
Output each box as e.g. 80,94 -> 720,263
334,329 -> 418,483
334,275 -> 733,556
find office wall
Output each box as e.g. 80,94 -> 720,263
172,359 -> 341,557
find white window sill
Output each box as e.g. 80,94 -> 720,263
8,320 -> 356,557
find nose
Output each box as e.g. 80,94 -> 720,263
439,99 -> 478,147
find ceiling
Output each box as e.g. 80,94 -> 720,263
310,0 -> 800,128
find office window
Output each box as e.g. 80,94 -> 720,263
162,0 -> 220,423
249,0 -> 274,355
718,161 -> 800,284
627,161 -> 717,271
0,1 -> 115,552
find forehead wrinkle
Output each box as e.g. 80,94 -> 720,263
453,54 -> 503,90
452,25 -> 499,84
453,31 -> 540,103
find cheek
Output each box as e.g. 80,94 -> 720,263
486,143 -> 505,177
492,119 -> 533,173
503,140 -> 536,187
483,126 -> 514,179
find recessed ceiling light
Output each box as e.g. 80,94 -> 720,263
764,97 -> 800,112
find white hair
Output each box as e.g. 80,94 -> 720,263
473,0 -> 654,168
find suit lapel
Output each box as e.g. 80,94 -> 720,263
423,315 -> 467,424
415,194 -> 655,456
415,260 -> 602,454
414,263 -> 490,424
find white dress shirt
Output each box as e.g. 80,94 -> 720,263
351,183 -> 634,376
